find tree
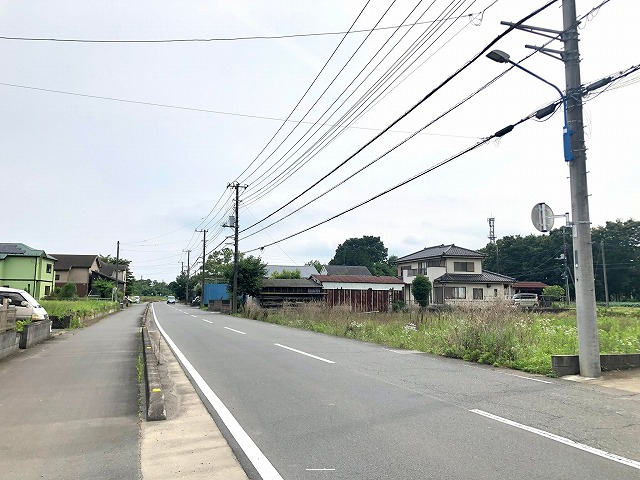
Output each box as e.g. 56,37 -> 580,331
543,285 -> 565,301
221,255 -> 267,305
329,236 -> 389,274
412,275 -> 432,328
57,282 -> 77,299
92,278 -> 115,298
306,260 -> 322,273
271,268 -> 301,279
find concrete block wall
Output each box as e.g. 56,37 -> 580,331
19,320 -> 52,349
0,330 -> 19,360
552,354 -> 640,376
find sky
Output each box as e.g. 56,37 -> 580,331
2,0 -> 638,282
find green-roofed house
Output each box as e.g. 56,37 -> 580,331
0,243 -> 57,300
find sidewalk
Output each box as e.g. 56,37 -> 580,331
0,305 -> 142,480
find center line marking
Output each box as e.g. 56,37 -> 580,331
274,344 -> 335,364
306,468 -> 336,471
224,327 -> 246,335
202,319 -> 213,324
191,315 -> 197,318
471,409 -> 640,470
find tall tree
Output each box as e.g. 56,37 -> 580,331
221,255 -> 267,304
329,236 -> 389,274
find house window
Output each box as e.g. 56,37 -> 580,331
55,274 -> 60,281
444,287 -> 466,299
494,288 -> 498,297
46,263 -> 52,273
45,286 -> 51,295
454,261 -> 474,272
427,258 -> 445,267
473,288 -> 483,300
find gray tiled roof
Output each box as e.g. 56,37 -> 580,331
0,243 -> 56,261
435,271 -> 515,284
51,254 -> 100,270
396,244 -> 484,263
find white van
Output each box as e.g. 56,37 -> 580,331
0,287 -> 49,321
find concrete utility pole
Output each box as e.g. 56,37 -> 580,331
115,241 -> 120,304
495,0 -> 601,378
196,229 -> 207,308
184,250 -> 191,305
562,0 -> 600,377
227,182 -> 247,314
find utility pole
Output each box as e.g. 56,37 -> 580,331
563,0 -> 600,377
227,182 -> 247,314
196,229 -> 207,308
183,250 -> 191,305
497,0 -> 601,377
600,241 -> 609,308
115,241 -> 120,305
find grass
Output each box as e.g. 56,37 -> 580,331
241,302 -> 640,377
40,299 -> 119,329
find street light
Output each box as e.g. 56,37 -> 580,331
486,50 -> 572,162
486,48 -> 601,378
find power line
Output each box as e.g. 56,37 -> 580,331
239,0 -> 559,235
0,13 -> 483,43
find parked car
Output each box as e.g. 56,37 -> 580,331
0,287 -> 49,321
512,293 -> 538,308
167,295 -> 176,304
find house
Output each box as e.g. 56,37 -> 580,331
265,265 -> 319,278
310,274 -> 403,312
321,265 -> 372,276
52,254 -> 102,297
0,243 -> 57,299
396,244 -> 515,305
256,278 -> 325,308
52,255 -> 127,297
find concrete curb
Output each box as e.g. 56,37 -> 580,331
552,353 -> 640,376
142,304 -> 166,421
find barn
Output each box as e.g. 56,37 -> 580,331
310,275 -> 404,312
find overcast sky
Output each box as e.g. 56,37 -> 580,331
2,0 -> 638,282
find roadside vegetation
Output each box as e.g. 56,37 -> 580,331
41,299 -> 119,328
241,302 -> 640,376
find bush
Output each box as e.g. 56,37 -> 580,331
57,283 -> 78,299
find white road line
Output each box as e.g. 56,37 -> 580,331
306,468 -> 336,471
274,344 -> 335,364
506,373 -> 553,384
224,327 -> 246,335
191,315 -> 197,318
470,409 -> 640,471
202,319 -> 213,324
152,305 -> 284,480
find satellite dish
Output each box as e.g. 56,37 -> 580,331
531,203 -> 554,232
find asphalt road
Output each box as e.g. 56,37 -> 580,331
153,303 -> 640,480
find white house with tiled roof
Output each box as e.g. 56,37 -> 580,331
396,244 -> 515,305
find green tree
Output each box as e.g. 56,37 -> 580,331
329,236 -> 389,274
412,275 -> 432,308
271,269 -> 301,279
412,275 -> 432,328
543,285 -> 565,301
222,255 -> 267,305
57,283 -> 78,299
306,260 -> 322,273
92,278 -> 115,298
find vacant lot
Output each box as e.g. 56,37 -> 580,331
242,302 -> 640,376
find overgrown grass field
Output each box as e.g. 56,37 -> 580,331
242,302 -> 640,376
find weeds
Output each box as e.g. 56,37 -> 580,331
241,302 -> 640,376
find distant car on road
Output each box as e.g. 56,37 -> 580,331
167,295 -> 176,304
512,293 -> 538,308
133,296 -> 140,303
